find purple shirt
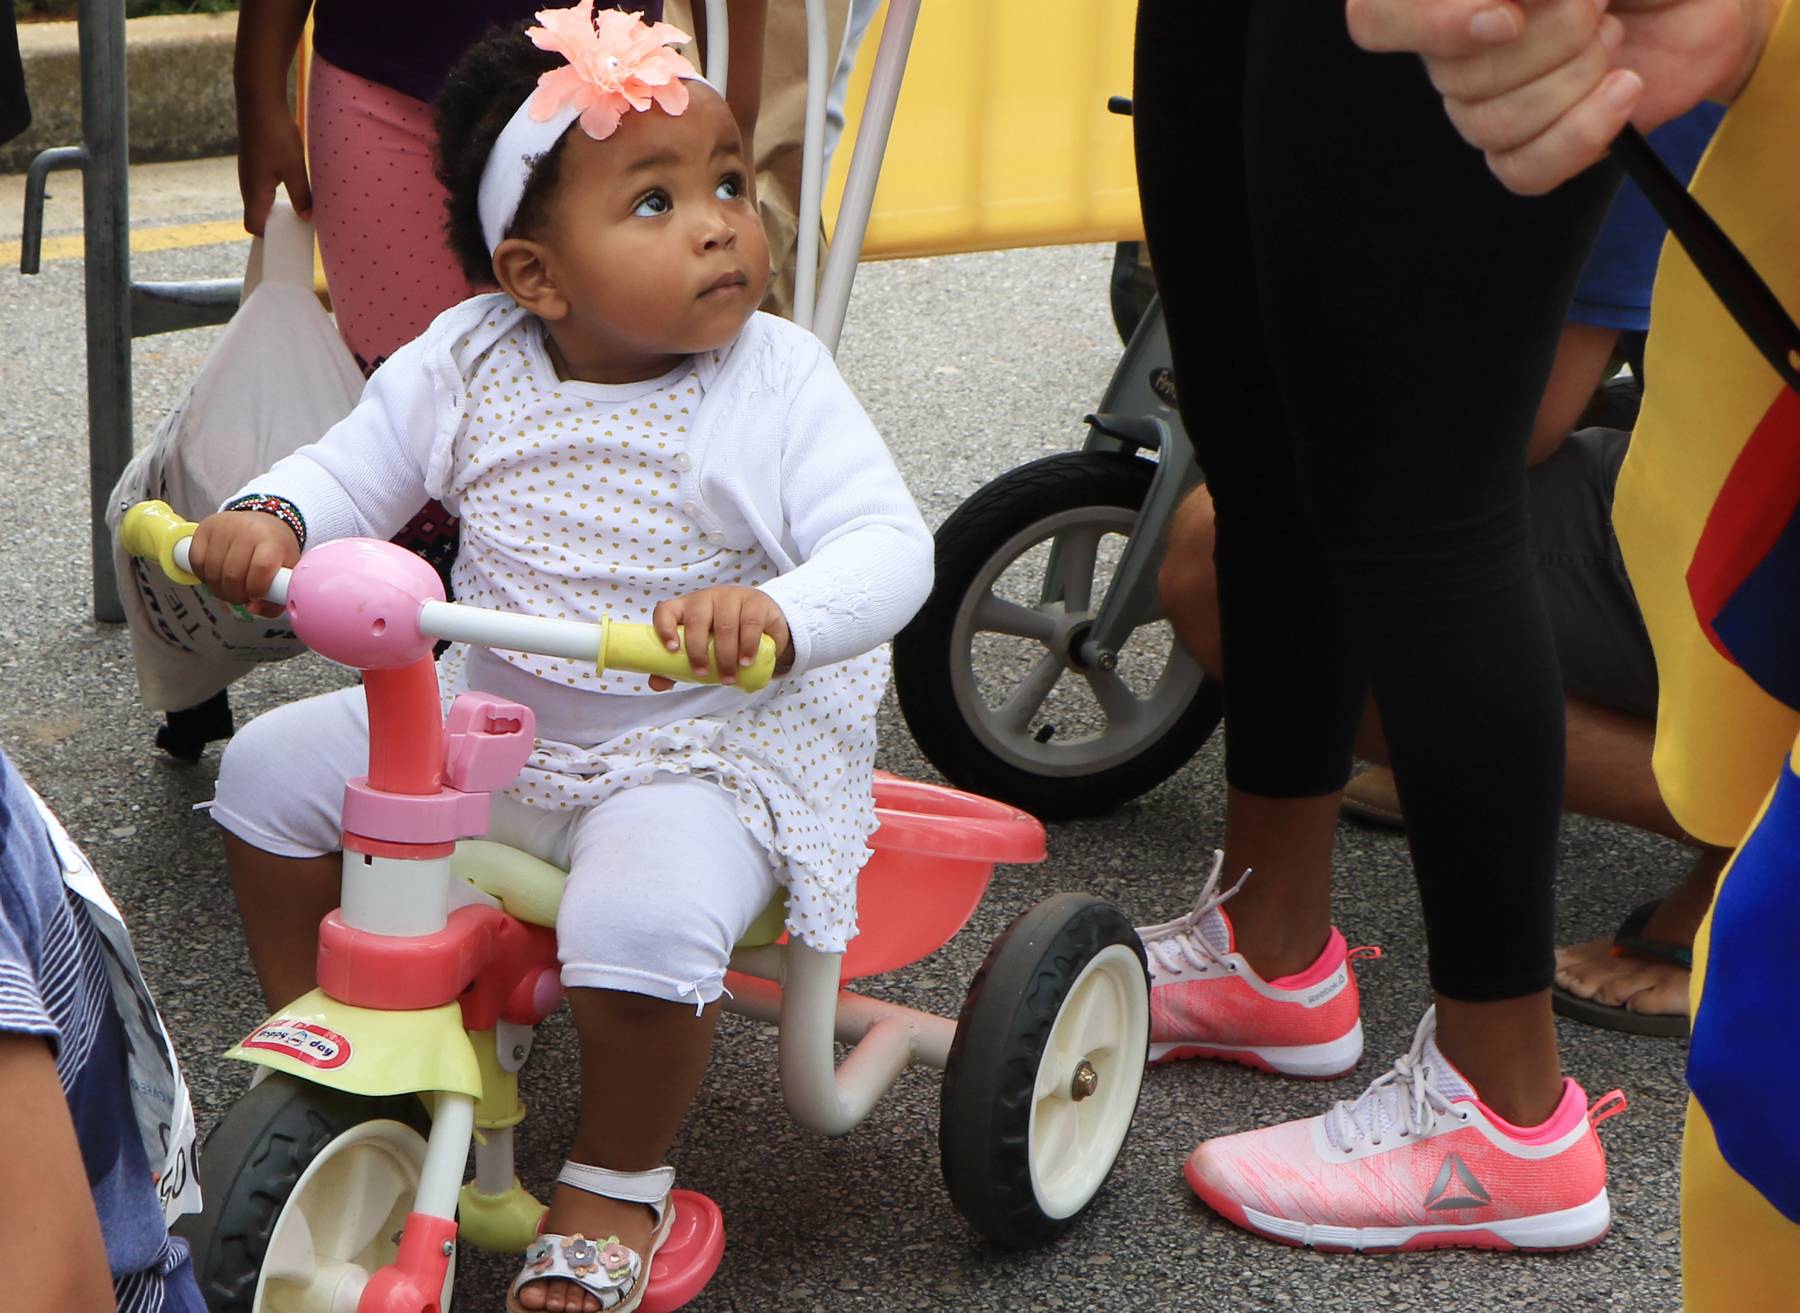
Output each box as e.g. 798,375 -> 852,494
312,1 -> 662,105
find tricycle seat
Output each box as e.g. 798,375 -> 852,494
449,772 -> 1046,980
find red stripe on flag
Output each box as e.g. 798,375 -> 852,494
1688,387 -> 1800,661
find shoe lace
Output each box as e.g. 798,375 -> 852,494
1136,850 -> 1250,976
1323,1008 -> 1464,1152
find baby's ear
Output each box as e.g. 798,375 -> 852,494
491,237 -> 569,320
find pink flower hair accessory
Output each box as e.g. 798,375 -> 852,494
529,2 -> 699,142
476,2 -> 708,255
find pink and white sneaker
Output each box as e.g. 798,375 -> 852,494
1186,1007 -> 1626,1253
1136,852 -> 1369,1078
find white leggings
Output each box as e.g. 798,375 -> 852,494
212,686 -> 780,1005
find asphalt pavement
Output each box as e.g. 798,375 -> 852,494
0,158 -> 1687,1311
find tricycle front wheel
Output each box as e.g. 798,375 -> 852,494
940,894 -> 1150,1249
177,1074 -> 448,1312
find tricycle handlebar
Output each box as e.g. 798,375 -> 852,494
120,501 -> 777,692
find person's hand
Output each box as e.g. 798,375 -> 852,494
186,511 -> 302,618
1345,0 -> 1783,194
649,586 -> 792,690
236,99 -> 313,236
231,0 -> 313,234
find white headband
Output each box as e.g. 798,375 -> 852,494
474,4 -> 712,255
478,98 -> 585,255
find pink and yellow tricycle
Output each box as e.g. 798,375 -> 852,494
124,501 -> 1151,1313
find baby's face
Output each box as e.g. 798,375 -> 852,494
537,85 -> 771,364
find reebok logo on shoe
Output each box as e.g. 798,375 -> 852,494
1425,1153 -> 1493,1211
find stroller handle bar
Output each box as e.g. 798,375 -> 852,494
120,500 -> 777,692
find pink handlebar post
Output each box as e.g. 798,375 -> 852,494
364,659 -> 446,798
339,694 -> 538,849
283,540 -> 452,796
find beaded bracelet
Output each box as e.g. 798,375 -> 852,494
222,493 -> 307,551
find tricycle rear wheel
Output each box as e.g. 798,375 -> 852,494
940,894 -> 1149,1248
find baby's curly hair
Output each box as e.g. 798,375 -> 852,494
432,26 -> 569,284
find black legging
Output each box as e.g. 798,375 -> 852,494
1135,0 -> 1620,1000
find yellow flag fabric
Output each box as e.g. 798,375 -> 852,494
1612,2 -> 1800,1307
1613,4 -> 1800,851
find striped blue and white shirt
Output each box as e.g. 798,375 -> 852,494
0,752 -> 203,1313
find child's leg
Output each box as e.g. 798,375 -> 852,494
499,776 -> 778,1313
554,989 -> 721,1255
210,686 -> 372,1010
223,835 -> 342,1009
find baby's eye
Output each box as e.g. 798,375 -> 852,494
716,173 -> 745,201
633,190 -> 672,218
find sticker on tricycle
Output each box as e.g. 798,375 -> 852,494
241,1019 -> 353,1070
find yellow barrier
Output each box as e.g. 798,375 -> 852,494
297,3 -> 1139,277
824,0 -> 1143,260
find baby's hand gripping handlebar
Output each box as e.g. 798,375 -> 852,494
120,500 -> 778,692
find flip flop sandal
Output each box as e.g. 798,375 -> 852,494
507,1163 -> 676,1313
1339,767 -> 1406,830
1552,899 -> 1691,1039
1611,898 -> 1694,970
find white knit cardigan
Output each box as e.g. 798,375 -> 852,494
236,294 -> 934,677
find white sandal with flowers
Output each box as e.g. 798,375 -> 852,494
505,1163 -> 676,1313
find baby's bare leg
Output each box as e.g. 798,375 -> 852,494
517,989 -> 720,1313
223,832 -> 340,1011
211,685 -> 373,1011
513,775 -> 781,1312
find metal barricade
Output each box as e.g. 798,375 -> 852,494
18,0 -> 238,622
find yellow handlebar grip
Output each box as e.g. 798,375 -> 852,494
119,500 -> 200,586
599,619 -> 778,693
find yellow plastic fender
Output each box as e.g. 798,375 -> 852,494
227,988 -> 483,1099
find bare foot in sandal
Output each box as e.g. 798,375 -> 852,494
511,1167 -> 673,1311
513,1177 -> 663,1313
1554,848 -> 1728,1024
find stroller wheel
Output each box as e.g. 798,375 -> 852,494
894,451 -> 1221,819
940,894 -> 1149,1249
1108,241 -> 1156,345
